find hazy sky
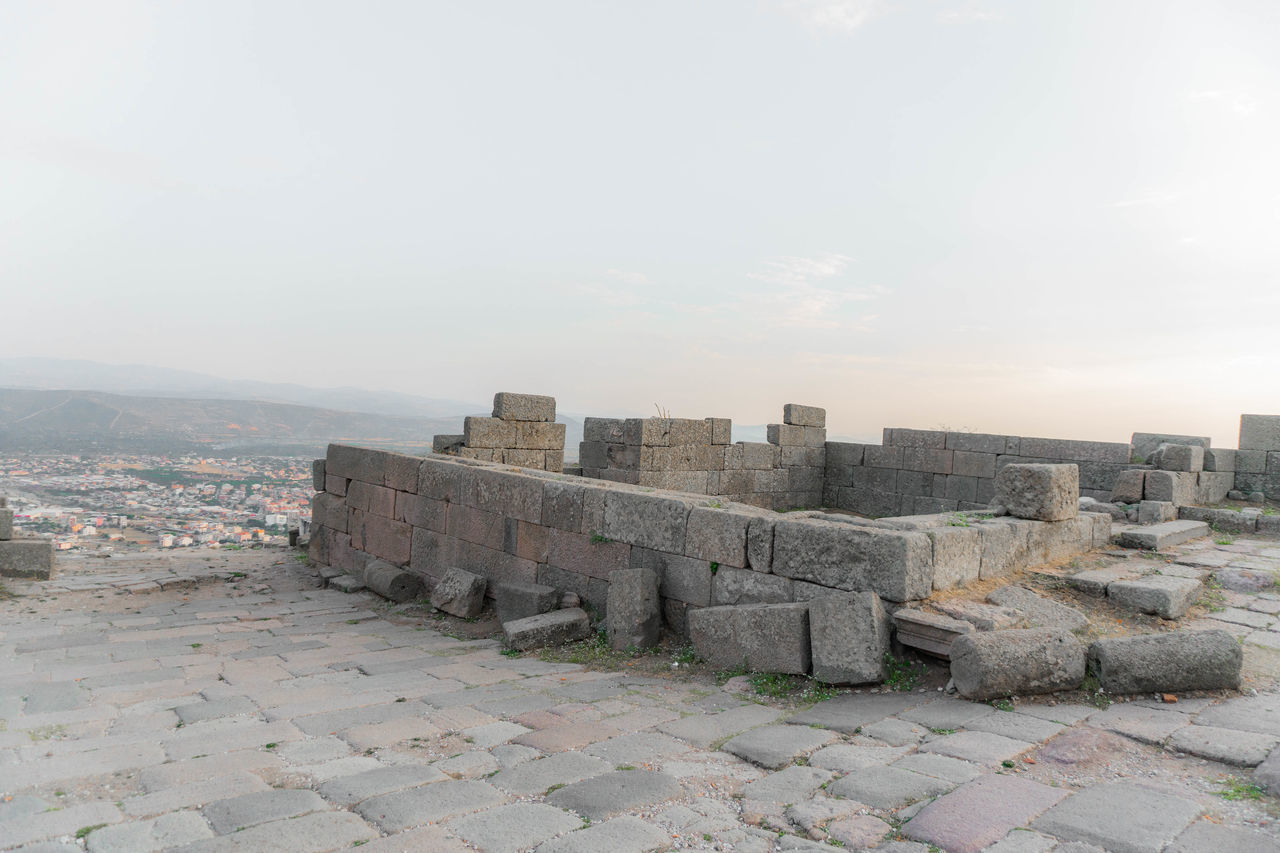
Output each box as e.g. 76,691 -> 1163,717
4,1 -> 1278,445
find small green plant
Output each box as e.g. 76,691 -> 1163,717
500,647 -> 522,657
703,833 -> 713,842
991,698 -> 1014,712
347,619 -> 360,624
1216,776 -> 1265,801
883,653 -> 927,692
616,764 -> 637,771
1001,760 -> 1015,768
546,783 -> 566,794
589,531 -> 612,544
76,825 -> 107,840
671,645 -> 698,665
947,513 -> 971,528
395,697 -> 407,703
710,561 -> 719,574
1080,671 -> 1111,709
706,500 -> 723,509
264,742 -> 278,750
1215,535 -> 1234,546
190,642 -> 202,649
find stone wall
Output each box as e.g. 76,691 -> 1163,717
824,428 -> 1134,518
310,443 -> 1107,639
432,392 -> 565,473
577,404 -> 825,511
1235,415 -> 1280,501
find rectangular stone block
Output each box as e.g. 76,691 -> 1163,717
746,516 -> 775,572
327,444 -> 387,485
583,417 -> 625,442
464,416 -> 518,449
1195,472 -> 1234,505
1203,448 -> 1236,472
637,471 -> 710,492
802,427 -> 826,448
669,418 -> 713,445
312,492 -> 348,533
545,450 -> 564,473
1131,432 -> 1210,463
706,417 -> 732,444
458,448 -> 500,461
893,609 -> 973,659
901,448 -> 954,475
312,459 -> 326,491
1158,444 -> 1204,472
928,525 -> 981,591
1143,470 -> 1196,505
1109,469 -> 1145,503
946,432 -> 1020,455
1236,449 -> 1267,473
885,428 -> 947,449
513,422 -> 566,450
685,506 -> 750,567
1138,500 -> 1178,524
1240,414 -> 1280,451
621,418 -> 671,446
325,473 -> 349,497
739,442 -> 780,469
852,466 -> 898,492
502,448 -> 546,468
505,608 -> 591,650
630,548 -> 712,606
825,442 -> 864,467
913,496 -> 959,514
809,592 -> 888,684
0,538 -> 54,578
356,514 -> 412,565
995,463 -> 1078,521
395,492 -> 448,533
432,434 -> 465,454
577,441 -> 608,469
383,453 -> 421,492
1119,519 -> 1209,551
458,466 -> 544,523
493,392 -> 556,422
347,480 -> 396,518
771,518 -> 933,601
767,424 -> 806,446
836,487 -> 900,519
547,528 -> 631,580
952,451 -> 996,479
494,581 -> 559,623
863,445 -> 902,468
977,518 -> 1033,580
710,566 -> 793,605
601,490 -> 691,552
945,475 -> 978,503
783,403 -> 826,428
1018,437 -> 1130,464
689,603 -> 811,673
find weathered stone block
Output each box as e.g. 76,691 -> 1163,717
502,448 -> 546,468
433,434 -> 465,454
685,506 -> 749,567
494,581 -> 559,623
946,432 -> 1020,455
886,428 -> 947,449
325,473 -> 349,497
630,547 -> 712,606
458,466 -> 544,523
0,538 -> 54,579
328,444 -> 387,484
901,448 -> 954,475
952,451 -> 996,479
1119,519 -> 1208,550
767,424 -> 806,446
583,417 -> 625,443
1202,447 -> 1236,472
431,567 -> 488,617
710,566 -> 793,605
312,492 -> 348,533
1236,449 -> 1268,474
944,475 -> 978,503
1137,500 -> 1177,524
825,442 -> 865,467
505,608 -> 592,650
976,518 -> 1033,580
606,568 -> 661,650
688,603 -> 811,673
783,403 -> 826,428
1089,630 -> 1242,693
447,504 -> 506,550
311,459 -> 326,491
1131,432 -> 1210,461
668,418 -> 713,446
1240,414 -> 1280,452
1109,469 -> 1146,504
363,559 -> 426,603
514,422 -> 566,450
995,464 -> 1078,521
808,592 -> 889,685
537,564 -> 607,618
347,480 -> 396,518
927,525 -> 981,591
418,458 -> 462,502
1018,437 -> 1130,464
1195,472 -> 1235,505
464,416 -> 518,449
546,528 -> 630,580
493,392 -> 556,422
772,518 -> 933,601
1107,575 -> 1201,619
1158,445 -> 1204,472
950,628 -> 1086,700
385,453 -> 422,492
359,514 -> 412,565
746,516 -> 775,572
621,418 -> 672,446
892,609 -> 973,659
863,445 -> 902,468
602,490 -> 691,552
1143,470 -> 1197,505
852,466 -> 898,492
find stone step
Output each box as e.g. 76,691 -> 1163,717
1118,520 -> 1209,551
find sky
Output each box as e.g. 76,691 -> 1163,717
3,1 -> 1278,445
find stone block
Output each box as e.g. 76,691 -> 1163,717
892,609 -> 973,659
1202,447 -> 1236,472
546,528 -> 630,581
1158,444 -> 1204,472
1107,575 -> 1201,619
447,504 -> 506,550
782,403 -> 826,428
886,428 -> 947,449
0,538 -> 54,579
602,490 -> 691,552
1131,432 -> 1210,461
667,418 -> 712,446
767,423 -> 806,446
432,434 -> 465,454
826,442 -> 864,467
701,417 -> 732,444
801,426 -> 827,447
395,492 -> 448,533
464,416 -> 518,448
512,422 -> 566,450
850,466 -> 897,492
327,443 -> 387,484
944,475 -> 978,502
863,444 -> 902,468
1018,436 -> 1130,464
502,448 -> 546,468
325,473 -> 349,496
606,567 -> 661,650
311,459 -> 326,491
772,518 -> 934,602
952,451 -> 997,479
684,506 -> 749,567
493,392 -> 556,422
808,592 -> 889,685
1119,519 -> 1208,550
385,453 -> 422,492
458,466 -> 544,523
1138,500 -> 1177,524
363,559 -> 426,602
1236,449 -> 1267,473
544,450 -> 564,473
1240,414 -> 1280,451
431,567 -> 488,617
504,608 -> 592,650
1178,506 -> 1256,534
538,564 -> 608,618
901,448 -> 954,474
927,525 -> 981,591
688,603 -> 811,673
630,548 -> 712,606
621,417 -> 671,446
995,464 -> 1078,521
355,513 -> 412,565
946,432 -> 1021,455
347,480 -> 396,517
1109,469 -> 1146,504
1089,630 -> 1242,693
746,516 -> 775,572
312,492 -> 348,533
1195,471 -> 1235,504
711,566 -> 793,605
494,581 -> 559,623
949,628 -> 1086,700
1143,470 -> 1196,505
584,417 -> 625,443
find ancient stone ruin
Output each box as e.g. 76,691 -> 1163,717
0,496 -> 54,581
308,394 -> 1280,698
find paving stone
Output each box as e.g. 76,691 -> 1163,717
546,769 -> 684,820
532,815 -> 669,853
1166,818 -> 1280,853
202,788 -> 327,835
1166,724 -> 1279,766
318,764 -> 448,806
978,828 -> 1059,852
965,711 -> 1066,743
783,796 -> 864,833
809,743 -> 913,771
1120,520 -> 1210,551
357,779 -> 507,831
720,723 -> 836,769
1070,566 -> 1144,596
124,772 -> 272,817
85,811 -> 214,853
449,802 -> 583,853
827,764 -> 955,809
1215,568 -> 1277,593
892,752 -> 984,784
582,731 -> 691,766
860,716 -> 929,745
1107,575 -> 1201,619
172,810 -> 379,853
1195,692 -> 1280,736
660,704 -> 782,747
827,813 -> 895,848
174,696 -> 259,725
0,800 -> 123,850
919,730 -> 1034,766
786,692 -> 923,733
904,773 -> 1068,853
1212,606 -> 1275,628
1090,704 -> 1190,745
1031,781 -> 1204,853
899,698 -> 995,730
464,720 -> 531,748
739,765 -> 833,802
491,751 -> 612,796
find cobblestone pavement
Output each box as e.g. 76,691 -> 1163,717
3,542 -> 1280,853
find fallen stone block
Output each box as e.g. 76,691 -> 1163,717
1157,444 -> 1204,472
1177,506 -> 1256,534
995,464 -> 1078,522
688,603 -> 811,674
504,608 -> 592,650
892,609 -> 973,660
494,581 -> 559,623
808,592 -> 889,685
783,403 -> 826,428
362,560 -> 426,603
1107,575 -> 1201,619
1088,629 -> 1242,693
1138,500 -> 1177,524
329,574 -> 366,594
492,392 -> 556,422
949,628 -> 1086,700
1131,432 -> 1210,461
1069,565 -> 1145,596
1109,469 -> 1146,504
1240,414 -> 1280,452
431,567 -> 488,618
986,585 -> 1089,631
933,600 -> 1025,631
1119,519 -> 1208,551
1195,471 -> 1235,505
0,538 -> 54,579
606,567 -> 661,651
771,518 -> 934,602
1143,470 -> 1197,505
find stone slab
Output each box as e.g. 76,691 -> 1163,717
1119,520 -> 1209,551
1031,781 -> 1204,853
546,769 -> 683,821
720,723 -> 836,769
903,773 -> 1069,853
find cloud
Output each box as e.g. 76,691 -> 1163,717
1108,190 -> 1180,208
740,253 -> 884,330
781,0 -> 885,33
1189,89 -> 1258,117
